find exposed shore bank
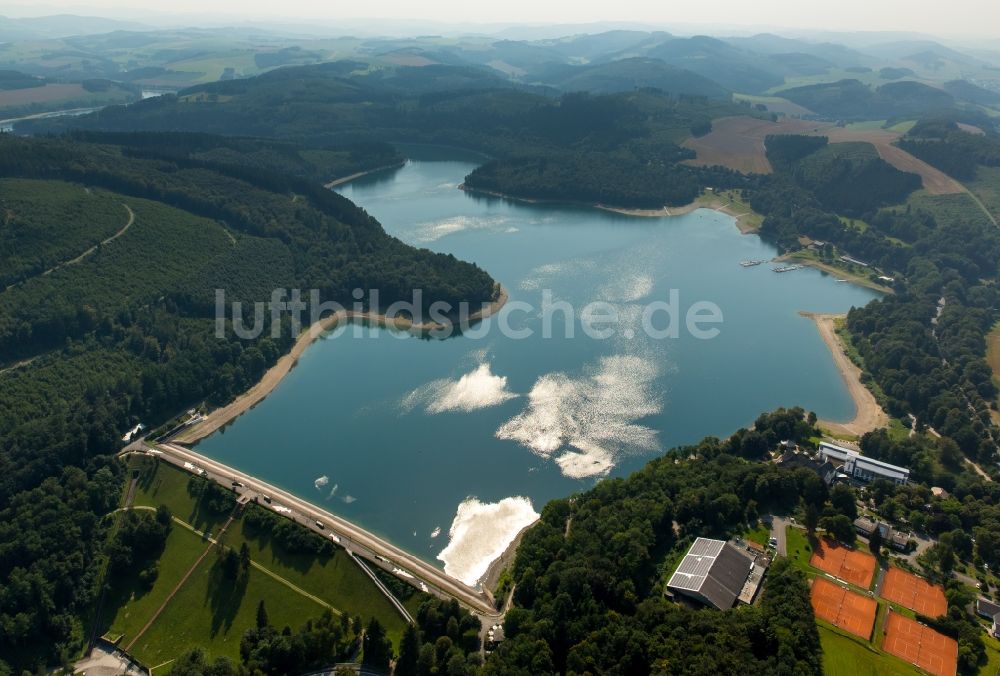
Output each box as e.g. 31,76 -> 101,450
174,286 -> 508,444
459,184 -> 761,233
323,161 -> 407,188
800,311 -> 889,437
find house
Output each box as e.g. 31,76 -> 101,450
853,516 -> 890,539
777,451 -> 837,485
818,442 -> 909,485
977,598 -> 1000,638
667,538 -> 754,610
889,530 -> 910,551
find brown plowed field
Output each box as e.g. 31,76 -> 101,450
683,116 -> 964,194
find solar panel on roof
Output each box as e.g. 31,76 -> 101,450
667,538 -> 753,609
668,538 -> 728,591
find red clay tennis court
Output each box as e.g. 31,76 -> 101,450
883,611 -> 958,676
881,567 -> 948,617
810,577 -> 877,639
809,538 -> 876,588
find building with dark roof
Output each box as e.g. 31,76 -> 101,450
778,451 -> 837,485
667,538 -> 754,610
853,516 -> 890,539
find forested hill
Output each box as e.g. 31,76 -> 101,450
19,62 -> 750,209
0,133 -> 495,672
482,414 -> 823,675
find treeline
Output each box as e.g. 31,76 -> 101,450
482,433 -> 823,675
66,131 -> 404,185
166,596 -> 482,675
898,120 -> 1000,181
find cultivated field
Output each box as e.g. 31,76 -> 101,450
811,578 -> 877,639
882,611 -> 958,676
683,116 -> 825,173
809,538 -> 877,588
988,322 -> 1000,426
0,83 -> 86,107
683,116 -> 965,194
880,568 -> 948,617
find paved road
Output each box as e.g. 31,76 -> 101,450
138,442 -> 499,617
770,515 -> 789,557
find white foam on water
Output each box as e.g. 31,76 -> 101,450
437,496 -> 539,586
520,260 -> 597,291
555,440 -> 616,479
411,215 -> 513,243
402,363 -> 517,414
342,495 -> 357,504
496,354 -> 661,478
326,483 -> 339,500
430,526 -> 442,538
314,475 -> 329,490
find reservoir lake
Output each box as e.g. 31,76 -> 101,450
197,148 -> 878,586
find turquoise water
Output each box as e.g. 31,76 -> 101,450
197,149 -> 878,582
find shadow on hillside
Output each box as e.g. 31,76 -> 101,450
205,557 -> 249,638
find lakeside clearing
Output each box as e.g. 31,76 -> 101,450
801,312 -> 890,437
175,286 -> 508,444
778,251 -> 894,294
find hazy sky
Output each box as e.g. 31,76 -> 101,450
11,0 -> 1000,38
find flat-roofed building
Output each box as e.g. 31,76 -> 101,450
819,442 -> 909,485
667,538 -> 754,610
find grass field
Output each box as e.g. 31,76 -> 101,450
121,458 -> 412,660
907,191 -> 991,225
981,634 -> 1000,675
745,523 -> 770,548
819,623 -> 922,676
103,524 -> 209,646
128,552 -> 327,664
787,526 -> 814,573
968,166 -> 1000,223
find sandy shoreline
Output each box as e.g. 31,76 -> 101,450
460,184 -> 760,233
174,286 -> 509,444
801,311 -> 889,437
323,161 -> 406,188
